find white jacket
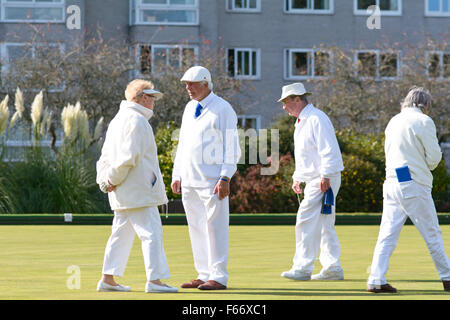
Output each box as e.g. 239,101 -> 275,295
172,92 -> 241,188
385,107 -> 442,188
96,100 -> 168,211
293,104 -> 344,183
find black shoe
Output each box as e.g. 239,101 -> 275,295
443,280 -> 450,292
367,283 -> 397,293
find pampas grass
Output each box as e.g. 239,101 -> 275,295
0,95 -> 10,136
0,91 -> 109,214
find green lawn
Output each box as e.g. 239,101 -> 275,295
0,224 -> 449,300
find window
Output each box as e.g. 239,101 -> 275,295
426,51 -> 450,79
226,0 -> 261,12
285,0 -> 333,13
355,50 -> 399,79
425,0 -> 450,16
237,115 -> 261,130
227,48 -> 260,80
0,0 -> 65,23
137,44 -> 198,75
284,49 -> 331,79
130,0 -> 199,25
0,42 -> 65,90
354,0 -> 402,15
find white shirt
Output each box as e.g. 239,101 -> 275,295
385,107 -> 442,188
293,104 -> 344,183
172,92 -> 241,188
96,101 -> 168,210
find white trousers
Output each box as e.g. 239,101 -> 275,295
292,175 -> 342,273
102,206 -> 171,281
182,186 -> 229,286
368,179 -> 450,285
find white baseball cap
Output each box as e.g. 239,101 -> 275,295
277,83 -> 311,102
180,66 -> 213,90
142,88 -> 163,101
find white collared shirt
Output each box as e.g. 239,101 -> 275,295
172,92 -> 241,188
385,107 -> 442,188
293,104 -> 344,182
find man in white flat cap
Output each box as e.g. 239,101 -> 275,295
279,82 -> 345,281
171,66 -> 241,290
367,86 -> 450,293
96,79 -> 178,293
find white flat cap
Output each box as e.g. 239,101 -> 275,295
277,83 -> 311,102
180,66 -> 212,83
142,88 -> 163,101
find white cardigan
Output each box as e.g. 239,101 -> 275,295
172,92 -> 241,188
96,101 -> 168,211
385,107 -> 442,188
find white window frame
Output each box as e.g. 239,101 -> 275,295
353,0 -> 402,16
134,43 -> 199,76
0,42 -> 66,92
130,0 -> 199,26
425,0 -> 450,16
226,0 -> 261,12
227,48 -> 261,80
426,51 -> 450,80
237,115 -> 261,130
284,0 -> 334,14
354,49 -> 400,80
284,48 -> 332,80
0,0 -> 65,23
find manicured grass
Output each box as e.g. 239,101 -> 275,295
0,225 -> 449,300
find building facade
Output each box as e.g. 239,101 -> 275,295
0,0 -> 448,130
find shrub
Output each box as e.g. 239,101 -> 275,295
154,121 -> 180,200
432,160 -> 450,212
230,154 -> 297,213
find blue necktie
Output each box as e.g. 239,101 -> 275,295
194,103 -> 203,118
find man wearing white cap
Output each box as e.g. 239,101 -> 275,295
171,66 -> 241,290
279,82 -> 345,281
367,86 -> 450,293
96,79 -> 178,293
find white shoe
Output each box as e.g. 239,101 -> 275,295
145,282 -> 178,293
281,270 -> 311,281
97,280 -> 131,292
311,269 -> 344,280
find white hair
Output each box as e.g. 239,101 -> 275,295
201,80 -> 213,91
401,86 -> 431,111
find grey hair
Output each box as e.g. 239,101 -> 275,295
401,86 -> 431,111
201,80 -> 213,91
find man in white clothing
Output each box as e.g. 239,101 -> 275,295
367,86 -> 450,293
279,83 -> 345,281
171,66 -> 240,290
96,79 -> 177,293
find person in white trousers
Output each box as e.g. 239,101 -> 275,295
367,86 -> 450,293
278,83 -> 345,281
95,79 -> 177,293
171,66 -> 241,290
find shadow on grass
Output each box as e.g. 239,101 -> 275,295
177,285 -> 449,297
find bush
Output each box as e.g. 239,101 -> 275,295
432,160 -> 450,212
0,147 -> 109,213
230,154 -> 298,213
154,121 -> 180,200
